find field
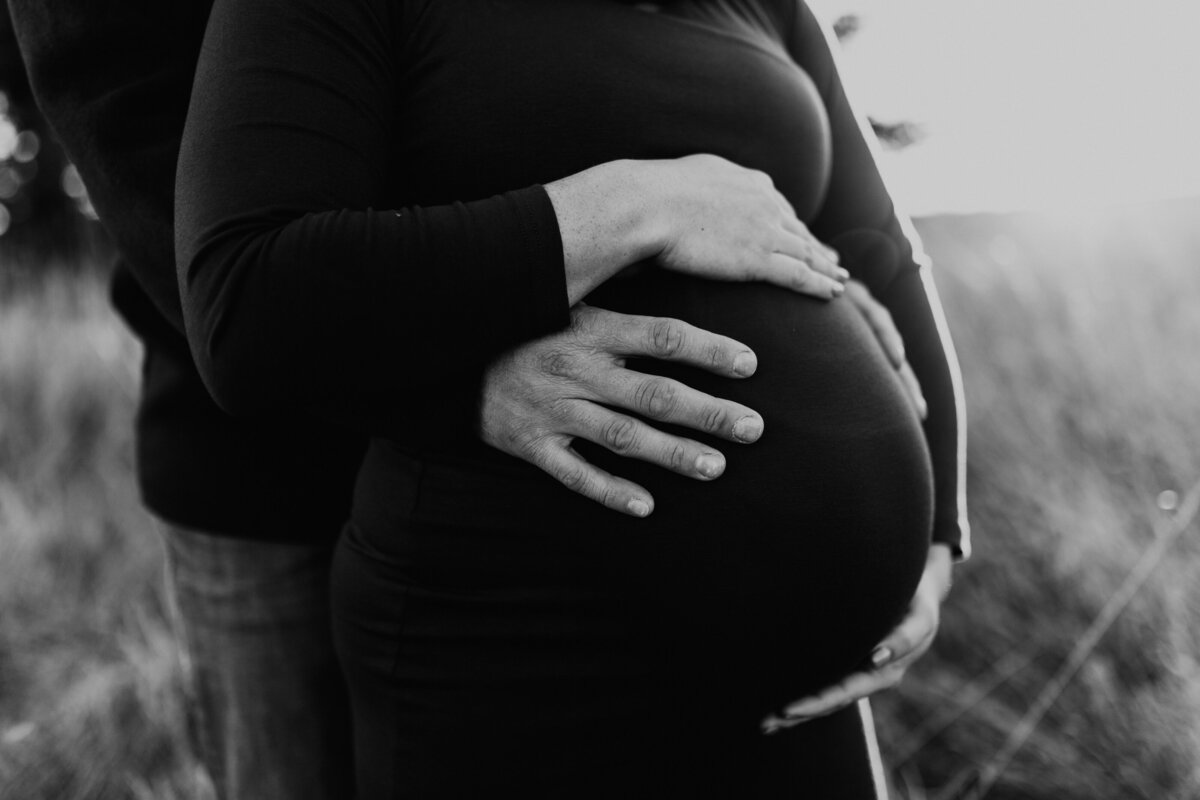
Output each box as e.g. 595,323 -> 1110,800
1,199 -> 1199,799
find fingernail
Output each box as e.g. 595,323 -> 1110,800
732,415 -> 763,442
733,351 -> 757,377
830,282 -> 845,297
695,454 -> 725,479
627,499 -> 651,517
870,646 -> 893,669
824,245 -> 840,262
835,266 -> 850,281
917,396 -> 928,420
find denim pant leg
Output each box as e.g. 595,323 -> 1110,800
162,524 -> 354,800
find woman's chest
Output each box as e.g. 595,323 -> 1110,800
388,0 -> 831,219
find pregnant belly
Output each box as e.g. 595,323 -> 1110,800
575,272 -> 934,706
358,272 -> 933,718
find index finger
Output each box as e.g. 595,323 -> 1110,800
609,315 -> 759,379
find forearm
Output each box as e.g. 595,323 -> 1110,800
177,184 -> 569,430
175,0 -> 583,432
179,161 -> 673,427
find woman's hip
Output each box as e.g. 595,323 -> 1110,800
329,518 -> 684,796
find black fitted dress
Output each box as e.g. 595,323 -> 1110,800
176,0 -> 968,796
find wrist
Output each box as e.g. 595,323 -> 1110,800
546,159 -> 663,304
622,159 -> 675,262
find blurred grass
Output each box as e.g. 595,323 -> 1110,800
1,199 -> 1199,798
877,198 -> 1200,799
0,266 -> 210,799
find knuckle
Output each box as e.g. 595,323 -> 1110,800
634,378 -> 678,418
647,318 -> 684,358
791,269 -> 817,291
599,484 -> 628,512
545,396 -> 580,424
555,464 -> 588,493
705,341 -> 726,370
601,417 -> 639,453
701,404 -> 729,434
502,422 -> 541,455
567,304 -> 590,329
537,349 -> 578,380
665,442 -> 690,472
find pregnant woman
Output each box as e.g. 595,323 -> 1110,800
176,0 -> 967,796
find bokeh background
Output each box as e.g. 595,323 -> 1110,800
1,2 -> 1198,798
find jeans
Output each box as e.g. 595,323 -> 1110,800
162,525 -> 354,800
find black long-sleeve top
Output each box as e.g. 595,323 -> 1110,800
178,0 -> 969,555
7,0 -> 366,540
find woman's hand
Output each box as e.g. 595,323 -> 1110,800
649,154 -> 847,298
546,155 -> 847,305
843,280 -> 927,420
761,544 -> 954,734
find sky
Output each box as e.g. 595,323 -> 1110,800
809,0 -> 1200,215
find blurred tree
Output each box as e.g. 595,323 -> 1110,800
0,2 -> 100,262
834,13 -> 925,150
832,13 -> 861,41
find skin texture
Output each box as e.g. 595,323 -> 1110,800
546,155 -> 847,307
478,305 -> 765,517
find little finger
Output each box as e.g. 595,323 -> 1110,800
534,434 -> 655,517
843,281 -> 904,367
611,315 -> 759,379
780,216 -> 846,274
761,252 -> 845,299
774,228 -> 847,282
897,361 -> 928,420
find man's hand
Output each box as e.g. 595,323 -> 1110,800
478,304 -> 765,517
842,279 -> 927,420
761,544 -> 953,734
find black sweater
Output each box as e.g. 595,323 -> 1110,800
8,0 -> 366,541
175,0 -> 967,555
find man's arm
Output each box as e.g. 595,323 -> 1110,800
8,0 -> 211,332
